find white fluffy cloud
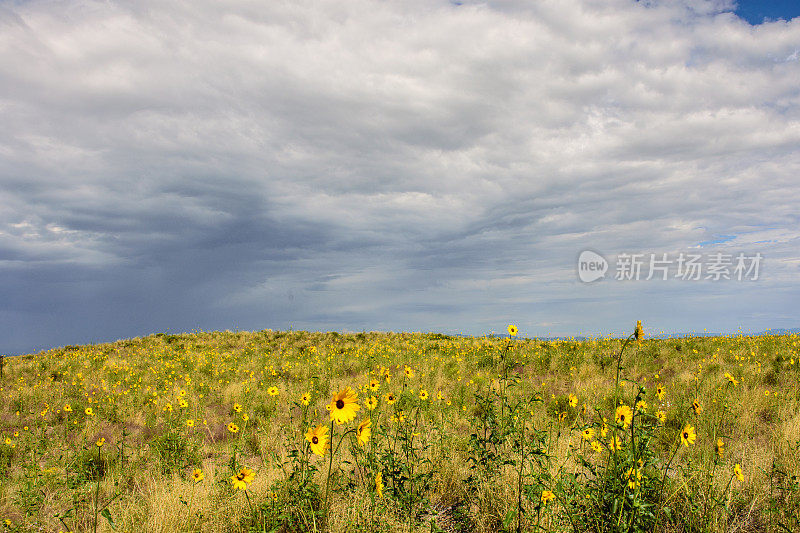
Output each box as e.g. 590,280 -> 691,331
1,0 -> 799,352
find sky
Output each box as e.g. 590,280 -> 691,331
1,0 -> 799,355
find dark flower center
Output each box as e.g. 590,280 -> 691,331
236,473 -> 245,481
336,399 -> 345,409
684,432 -> 689,439
312,436 -> 318,444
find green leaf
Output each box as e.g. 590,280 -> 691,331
101,508 -> 116,530
502,508 -> 517,528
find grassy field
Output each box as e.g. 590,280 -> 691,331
0,326 -> 798,532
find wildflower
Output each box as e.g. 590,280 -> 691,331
601,418 -> 609,438
419,389 -> 429,400
357,418 -> 371,447
635,320 -> 643,341
305,425 -> 329,456
369,380 -> 380,392
591,440 -> 603,453
692,399 -> 702,415
626,467 -> 642,489
192,469 -> 204,483
656,384 -> 665,400
437,390 -> 445,401
267,386 -> 279,397
636,400 -> 648,412
508,325 -> 518,336
179,399 -> 188,408
186,419 -> 195,427
96,437 -> 105,447
241,413 -> 249,422
230,467 -> 254,491
300,392 -> 311,406
569,394 -> 578,408
716,438 -> 725,457
385,392 -> 397,405
85,407 -> 93,416
734,463 -> 743,482
163,403 -> 173,413
724,372 -> 738,386
615,405 -> 633,429
404,366 -> 415,379
558,411 -> 567,422
391,411 -> 406,424
328,387 -> 360,424
233,403 -> 242,413
681,424 -> 696,447
656,410 -> 666,424
227,422 -> 239,434
4,438 -> 11,446
365,396 -> 378,410
375,472 -> 384,498
64,404 -> 72,413
541,490 -> 555,504
581,428 -> 595,441
608,435 -> 621,452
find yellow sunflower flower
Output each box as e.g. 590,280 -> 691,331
681,424 -> 696,447
734,463 -> 743,482
328,387 -> 360,425
615,405 -> 633,429
507,325 -> 518,336
375,472 -> 384,498
305,425 -> 330,456
192,469 -> 204,483
541,490 -> 555,504
230,467 -> 254,490
357,418 -> 371,447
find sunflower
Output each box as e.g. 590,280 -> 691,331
636,400 -> 648,412
692,399 -> 702,415
403,366 -> 415,379
179,399 -> 188,408
507,325 -> 518,336
681,424 -> 696,447
242,413 -> 249,422
227,422 -> 239,434
385,392 -> 397,405
656,410 -> 666,424
364,396 -> 378,410
230,467 -> 255,491
716,438 -> 725,457
96,437 -> 105,448
608,435 -> 621,452
656,384 -> 665,400
568,394 -> 578,408
724,372 -> 738,386
267,386 -> 279,397
591,440 -> 603,453
192,469 -> 204,483
734,463 -> 743,482
85,407 -> 93,416
328,387 -> 360,424
300,392 -> 311,406
601,418 -> 609,438
634,320 -> 643,341
540,490 -> 555,504
437,390 -> 445,401
64,404 -> 72,413
357,418 -> 372,447
615,405 -> 633,429
419,389 -> 429,401
186,419 -> 195,427
369,380 -> 380,392
304,425 -> 330,456
233,403 -> 242,413
375,472 -> 384,498
581,428 -> 595,441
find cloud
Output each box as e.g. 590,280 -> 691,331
1,0 -> 799,352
